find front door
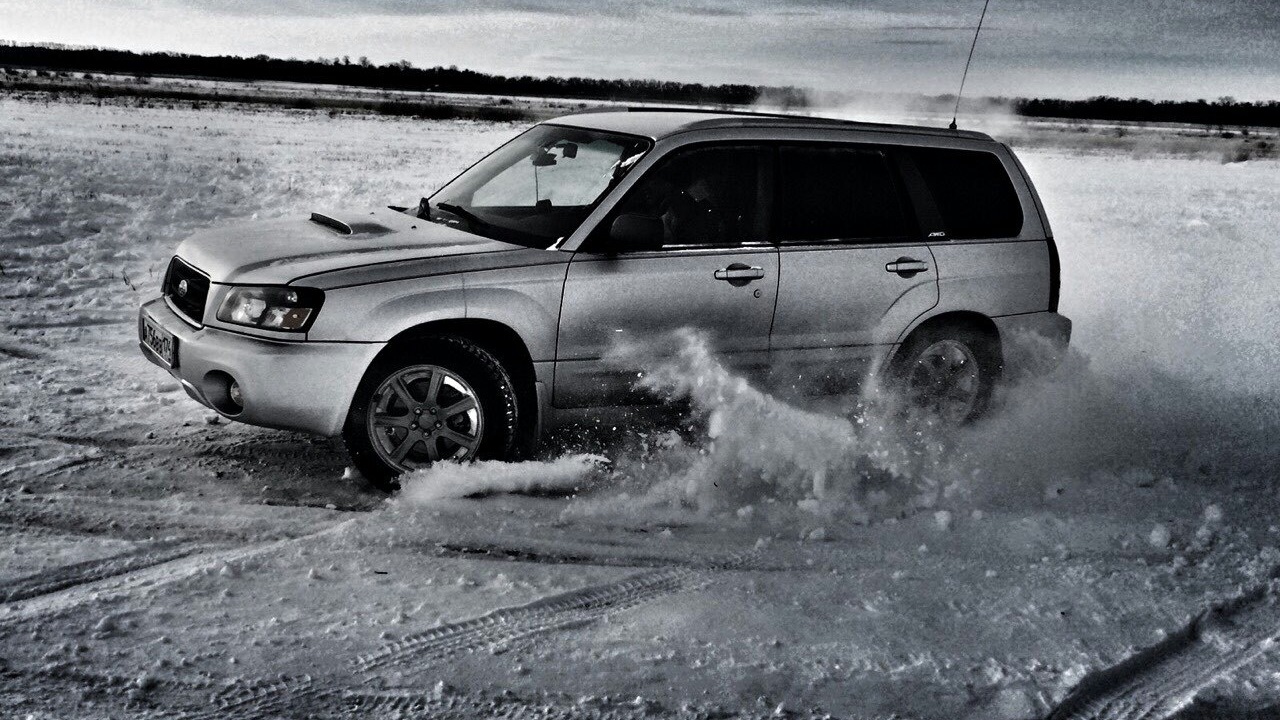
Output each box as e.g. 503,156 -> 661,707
555,144 -> 777,408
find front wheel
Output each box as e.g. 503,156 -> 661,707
343,336 -> 519,491
893,326 -> 999,425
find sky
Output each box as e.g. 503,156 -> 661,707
2,0 -> 1278,101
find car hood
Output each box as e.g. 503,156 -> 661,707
174,207 -> 519,285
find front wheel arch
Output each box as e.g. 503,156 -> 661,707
343,334 -> 520,490
368,319 -> 540,456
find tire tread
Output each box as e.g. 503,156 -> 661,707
342,334 -> 520,490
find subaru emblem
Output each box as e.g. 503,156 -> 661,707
177,279 -> 189,297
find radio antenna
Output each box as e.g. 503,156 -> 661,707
949,0 -> 991,130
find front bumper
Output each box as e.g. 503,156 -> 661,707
138,298 -> 384,437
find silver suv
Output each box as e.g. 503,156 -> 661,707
139,109 -> 1070,486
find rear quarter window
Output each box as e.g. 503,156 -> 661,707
911,148 -> 1023,239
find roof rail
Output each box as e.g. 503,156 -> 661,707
556,105 -> 993,140
624,106 -> 848,123
621,106 -> 983,134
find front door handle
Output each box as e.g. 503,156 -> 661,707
885,257 -> 929,277
714,264 -> 766,286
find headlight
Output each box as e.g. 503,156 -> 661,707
216,286 -> 324,332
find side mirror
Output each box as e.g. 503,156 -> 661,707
608,214 -> 664,252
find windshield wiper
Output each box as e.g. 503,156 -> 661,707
431,201 -> 546,249
433,202 -> 489,231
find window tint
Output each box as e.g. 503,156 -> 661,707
609,145 -> 766,248
911,148 -> 1023,239
776,145 -> 911,243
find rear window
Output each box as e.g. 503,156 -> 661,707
776,145 -> 911,243
911,148 -> 1023,239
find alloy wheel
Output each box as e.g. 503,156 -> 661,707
366,364 -> 483,472
905,339 -> 983,423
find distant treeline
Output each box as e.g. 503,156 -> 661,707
1014,96 -> 1280,128
0,76 -> 539,122
0,43 -> 805,108
3,43 -> 1279,128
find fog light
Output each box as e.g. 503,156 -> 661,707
200,371 -> 242,416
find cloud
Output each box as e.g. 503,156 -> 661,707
675,6 -> 749,18
157,0 -> 596,18
883,24 -> 974,31
876,39 -> 952,46
4,0 -> 1277,100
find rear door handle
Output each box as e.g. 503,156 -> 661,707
885,257 -> 929,277
714,264 -> 766,286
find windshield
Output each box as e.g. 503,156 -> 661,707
424,124 -> 652,248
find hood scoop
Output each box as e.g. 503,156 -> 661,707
310,211 -> 394,238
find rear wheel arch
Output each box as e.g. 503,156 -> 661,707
891,311 -> 1003,375
887,311 -> 1003,423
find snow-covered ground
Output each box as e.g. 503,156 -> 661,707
1,95 -> 1279,720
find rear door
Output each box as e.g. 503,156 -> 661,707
906,146 -> 1052,315
769,143 -> 938,392
555,144 -> 777,407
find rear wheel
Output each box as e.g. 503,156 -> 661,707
893,325 -> 999,424
343,336 -> 518,491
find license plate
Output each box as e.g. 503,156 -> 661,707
141,313 -> 179,368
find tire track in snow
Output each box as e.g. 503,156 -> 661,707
344,687 -> 698,720
0,338 -> 46,360
182,547 -> 760,720
0,665 -> 845,720
184,675 -> 332,720
0,451 -> 102,481
431,539 -> 767,571
355,547 -> 758,674
0,520 -> 356,625
1174,699 -> 1280,719
1048,581 -> 1280,720
355,570 -> 683,673
0,540 -> 205,603
0,492 -> 354,543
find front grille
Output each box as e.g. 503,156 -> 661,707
164,257 -> 210,324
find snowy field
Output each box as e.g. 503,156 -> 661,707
1,95 -> 1279,720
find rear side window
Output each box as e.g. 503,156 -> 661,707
911,148 -> 1022,239
776,145 -> 911,243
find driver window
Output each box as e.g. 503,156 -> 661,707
610,145 -> 767,248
